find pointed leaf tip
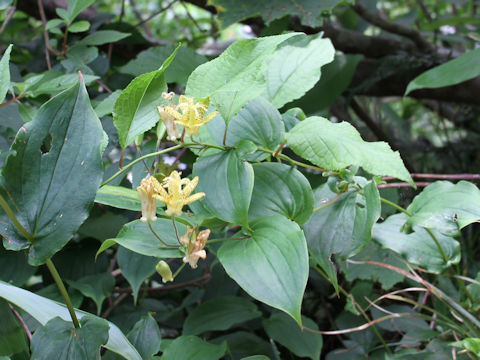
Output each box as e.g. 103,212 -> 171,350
78,70 -> 84,84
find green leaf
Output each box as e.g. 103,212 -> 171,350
161,336 -> 227,360
30,315 -> 109,359
450,338 -> 480,357
265,35 -> 334,108
95,185 -> 143,211
67,273 -> 115,315
113,48 -> 178,149
96,219 -> 185,259
117,247 -> 157,304
45,19 -> 64,31
23,70 -> 98,96
405,48 -> 480,95
0,80 -> 105,265
183,296 -> 261,335
287,54 -> 362,113
127,314 -> 162,360
0,281 -> 142,360
218,215 -> 309,325
186,33 -> 298,123
64,0 -> 95,23
406,181 -> 480,236
373,213 -> 460,273
0,0 -> 13,10
209,0 -> 345,28
193,150 -> 254,228
303,181 -> 380,288
0,44 -> 13,104
263,312 -> 323,360
120,46 -> 207,87
0,299 -> 29,358
68,20 -> 90,32
226,97 -> 285,161
249,162 -> 314,225
241,357 -> 270,360
94,90 -> 122,118
78,30 -> 131,46
17,103 -> 37,122
286,116 -> 413,185
0,247 -> 36,286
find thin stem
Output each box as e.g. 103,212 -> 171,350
45,259 -> 80,328
9,303 -> 32,341
378,182 -> 431,189
273,141 -> 287,158
147,220 -> 180,247
257,147 -> 327,172
0,94 -> 22,108
425,227 -> 449,264
382,174 -> 480,181
380,197 -> 413,216
0,194 -> 33,241
171,216 -> 183,246
172,262 -> 186,278
101,144 -> 183,186
313,193 -> 342,212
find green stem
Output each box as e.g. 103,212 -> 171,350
0,194 -> 33,241
172,262 -> 186,279
313,193 -> 342,213
45,259 -> 80,328
147,220 -> 180,248
257,147 -> 327,172
379,197 -> 412,216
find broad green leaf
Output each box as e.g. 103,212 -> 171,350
161,336 -> 227,360
218,215 -> 309,325
127,314 -> 162,360
303,181 -> 380,288
95,185 -> 143,211
120,46 -> 207,87
65,0 -> 95,23
241,357 -> 270,360
193,150 -> 253,227
0,247 -> 36,286
0,299 -> 29,358
45,19 -> 64,31
286,116 -> 413,185
0,281 -> 142,360
17,103 -> 37,122
113,48 -> 178,148
406,181 -> 480,236
68,20 -> 90,32
0,80 -> 104,265
226,97 -> 284,161
287,54 -> 362,113
0,44 -> 12,104
77,30 -> 130,46
450,338 -> 480,357
186,33 -> 298,123
373,213 -> 460,273
0,0 -> 13,10
183,296 -> 261,335
95,90 -> 121,118
23,70 -> 98,97
249,162 -> 314,224
405,48 -> 480,95
30,315 -> 109,359
96,219 -> 185,259
209,0 -> 345,28
263,312 -> 322,360
265,35 -> 334,108
67,273 -> 115,315
282,107 -> 305,131
117,247 -> 157,304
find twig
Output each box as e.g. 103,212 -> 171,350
416,0 -> 433,22
96,79 -> 112,93
136,0 -> 178,27
102,293 -> 128,318
8,303 -> 32,341
181,1 -> 205,33
0,6 -> 15,35
383,173 -> 480,181
352,2 -> 435,52
113,272 -> 211,293
377,181 -> 431,188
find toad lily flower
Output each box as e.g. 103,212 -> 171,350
161,95 -> 218,138
180,226 -> 210,269
153,171 -> 205,217
137,176 -> 162,222
157,92 -> 180,141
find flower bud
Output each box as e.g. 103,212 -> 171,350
156,260 -> 173,283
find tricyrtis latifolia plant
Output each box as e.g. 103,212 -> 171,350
1,31 -> 480,359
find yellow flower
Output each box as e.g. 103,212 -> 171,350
180,226 -> 210,269
162,95 -> 218,138
153,171 -> 205,217
156,260 -> 174,283
136,176 -> 162,222
157,92 -> 180,141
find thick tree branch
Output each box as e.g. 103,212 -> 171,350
352,2 -> 435,52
